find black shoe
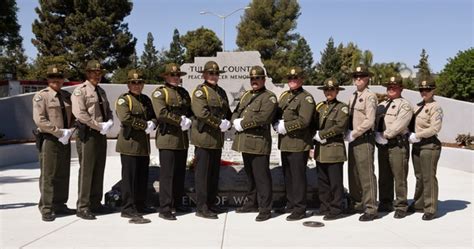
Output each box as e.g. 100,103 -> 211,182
91,205 -> 114,214
196,210 -> 218,219
236,206 -> 259,213
359,213 -> 378,222
344,208 -> 363,214
137,206 -> 157,214
55,207 -> 76,215
312,210 -> 329,216
378,205 -> 394,212
255,212 -> 271,222
407,204 -> 423,213
174,206 -> 193,213
129,216 -> 151,224
323,213 -> 345,221
422,213 -> 436,221
76,210 -> 96,220
394,210 -> 407,219
274,206 -> 293,214
42,212 -> 56,222
209,206 -> 227,214
159,212 -> 177,221
121,211 -> 141,219
286,212 -> 306,221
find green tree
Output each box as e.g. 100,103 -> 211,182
236,0 -> 300,82
437,48 -> 474,102
31,0 -> 137,80
315,37 -> 344,84
140,32 -> 161,83
414,48 -> 432,79
288,37 -> 316,84
0,0 -> 29,79
165,29 -> 185,65
181,27 -> 222,63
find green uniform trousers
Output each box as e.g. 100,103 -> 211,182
39,138 -> 71,214
76,130 -> 107,211
411,139 -> 441,215
378,140 -> 409,212
348,133 -> 378,214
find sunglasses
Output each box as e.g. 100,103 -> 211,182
129,80 -> 144,85
288,76 -> 299,80
387,85 -> 401,90
250,76 -> 265,80
208,72 -> 220,76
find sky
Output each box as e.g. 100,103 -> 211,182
16,0 -> 473,73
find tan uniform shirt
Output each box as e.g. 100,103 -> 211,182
380,97 -> 413,139
71,81 -> 113,131
414,100 -> 443,139
348,88 -> 377,138
32,87 -> 73,137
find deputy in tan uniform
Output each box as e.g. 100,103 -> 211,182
345,65 -> 379,221
116,70 -> 157,224
274,66 -> 315,221
408,77 -> 443,220
72,60 -> 114,220
191,61 -> 232,219
151,63 -> 193,221
375,75 -> 413,219
231,66 -> 278,222
313,78 -> 349,221
33,65 -> 75,221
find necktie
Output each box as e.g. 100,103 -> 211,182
348,92 -> 358,130
377,99 -> 393,132
56,92 -> 68,128
95,86 -> 107,120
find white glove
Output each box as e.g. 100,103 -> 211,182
375,132 -> 388,145
344,130 -> 355,143
145,121 -> 156,134
409,132 -> 420,144
313,131 -> 327,144
180,116 -> 192,131
100,119 -> 114,135
272,122 -> 278,131
277,120 -> 287,135
58,129 -> 73,145
233,118 -> 244,132
219,119 -> 231,132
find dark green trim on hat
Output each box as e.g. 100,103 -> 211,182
197,61 -> 226,73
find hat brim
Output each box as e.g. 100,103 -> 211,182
160,71 -> 187,77
384,82 -> 403,87
417,86 -> 435,90
317,86 -> 345,90
351,72 -> 373,77
127,79 -> 145,83
47,73 -> 64,78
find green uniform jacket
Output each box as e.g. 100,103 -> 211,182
115,92 -> 157,156
190,82 -> 232,149
151,83 -> 192,150
231,88 -> 278,155
314,99 -> 349,163
277,87 -> 315,152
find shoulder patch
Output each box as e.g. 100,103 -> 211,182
33,95 -> 43,102
402,104 -> 411,111
153,90 -> 162,98
269,96 -> 277,104
117,98 -> 126,106
194,89 -> 204,98
305,96 -> 314,104
368,95 -> 377,104
73,88 -> 82,96
341,106 -> 349,114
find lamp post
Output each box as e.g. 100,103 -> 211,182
200,6 -> 250,51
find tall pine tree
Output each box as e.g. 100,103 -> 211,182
288,37 -> 316,84
0,0 -> 28,80
414,48 -> 432,79
236,0 -> 300,83
315,37 -> 343,84
32,0 -> 137,80
140,32 -> 161,83
165,29 -> 185,65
